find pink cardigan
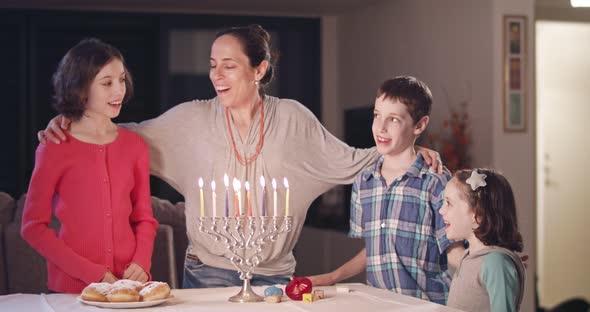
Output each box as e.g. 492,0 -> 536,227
21,128 -> 158,293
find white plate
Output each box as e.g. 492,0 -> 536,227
77,295 -> 172,309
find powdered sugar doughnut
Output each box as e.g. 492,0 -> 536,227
81,282 -> 111,302
111,279 -> 144,291
106,287 -> 140,302
140,281 -> 171,301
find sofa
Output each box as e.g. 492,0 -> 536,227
0,192 -> 188,294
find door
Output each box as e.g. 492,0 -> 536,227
536,20 -> 590,307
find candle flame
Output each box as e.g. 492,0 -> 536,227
260,175 -> 266,187
233,178 -> 241,191
271,178 -> 277,190
211,180 -> 216,191
224,174 -> 229,187
198,177 -> 204,188
245,181 -> 250,191
283,177 -> 289,188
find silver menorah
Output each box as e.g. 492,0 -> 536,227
197,216 -> 293,302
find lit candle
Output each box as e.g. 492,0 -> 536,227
224,174 -> 229,217
211,181 -> 217,218
245,181 -> 252,216
233,178 -> 241,216
272,178 -> 277,217
283,177 -> 290,216
198,177 -> 204,217
260,176 -> 266,217
238,180 -> 242,216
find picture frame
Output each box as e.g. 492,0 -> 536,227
503,15 -> 527,132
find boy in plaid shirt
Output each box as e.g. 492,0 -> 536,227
308,76 -> 464,304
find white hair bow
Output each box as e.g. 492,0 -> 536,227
466,170 -> 487,191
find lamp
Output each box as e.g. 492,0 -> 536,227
571,0 -> 590,7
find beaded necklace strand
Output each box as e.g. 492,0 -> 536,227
225,100 -> 264,166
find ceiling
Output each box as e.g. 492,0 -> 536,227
4,1 -> 583,18
1,0 -> 384,16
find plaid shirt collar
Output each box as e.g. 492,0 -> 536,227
362,153 -> 428,182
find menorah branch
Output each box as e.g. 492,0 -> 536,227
197,216 -> 292,303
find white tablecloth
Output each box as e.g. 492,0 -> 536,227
0,283 -> 461,311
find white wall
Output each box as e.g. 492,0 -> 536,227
337,0 -> 494,168
333,1 -> 536,311
321,16 -> 342,138
492,2 -> 536,312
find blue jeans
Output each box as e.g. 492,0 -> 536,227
182,254 -> 291,289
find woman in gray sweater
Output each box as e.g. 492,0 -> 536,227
38,25 -> 442,288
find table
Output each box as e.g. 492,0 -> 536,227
0,283 -> 461,311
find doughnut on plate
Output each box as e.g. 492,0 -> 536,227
77,295 -> 173,308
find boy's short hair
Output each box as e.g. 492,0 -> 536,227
52,38 -> 134,121
376,76 -> 432,124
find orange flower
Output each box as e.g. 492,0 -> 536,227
426,101 -> 471,173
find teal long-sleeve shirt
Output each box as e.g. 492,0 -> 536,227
482,252 -> 521,311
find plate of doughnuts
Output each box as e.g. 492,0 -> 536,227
78,280 -> 172,309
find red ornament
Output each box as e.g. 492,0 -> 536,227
285,276 -> 313,301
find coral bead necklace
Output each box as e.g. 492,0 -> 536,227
225,99 -> 264,166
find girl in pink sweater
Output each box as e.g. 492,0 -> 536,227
21,38 -> 158,293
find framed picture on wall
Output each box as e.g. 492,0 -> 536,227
503,15 -> 527,132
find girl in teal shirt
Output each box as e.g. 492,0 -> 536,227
439,169 -> 525,312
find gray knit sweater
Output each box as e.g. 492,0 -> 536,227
447,246 -> 525,312
124,96 -> 378,275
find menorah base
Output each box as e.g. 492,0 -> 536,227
229,279 -> 264,303
197,216 -> 293,302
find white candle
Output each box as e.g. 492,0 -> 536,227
198,177 -> 204,217
211,181 -> 217,218
283,177 -> 290,216
233,178 -> 242,216
245,181 -> 252,216
238,180 -> 242,216
224,174 -> 229,217
260,176 -> 266,217
272,178 -> 277,217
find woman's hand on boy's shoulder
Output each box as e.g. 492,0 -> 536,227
416,145 -> 443,174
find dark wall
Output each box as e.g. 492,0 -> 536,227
0,10 -> 162,200
0,14 -> 27,198
0,9 -> 321,203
